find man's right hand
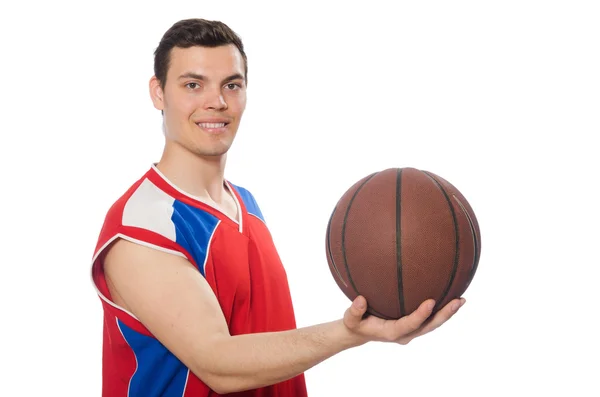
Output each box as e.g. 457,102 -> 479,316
342,295 -> 466,346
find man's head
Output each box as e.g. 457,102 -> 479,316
149,19 -> 248,158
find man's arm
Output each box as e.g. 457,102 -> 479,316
103,238 -> 463,394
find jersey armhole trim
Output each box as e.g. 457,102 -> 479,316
90,232 -> 188,325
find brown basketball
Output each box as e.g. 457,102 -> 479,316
325,167 -> 481,319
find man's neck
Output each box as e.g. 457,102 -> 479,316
155,144 -> 228,205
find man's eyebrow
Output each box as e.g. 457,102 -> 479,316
178,72 -> 205,80
178,73 -> 244,83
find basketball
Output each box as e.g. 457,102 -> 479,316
325,167 -> 481,319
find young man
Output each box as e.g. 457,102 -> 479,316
90,18 -> 465,397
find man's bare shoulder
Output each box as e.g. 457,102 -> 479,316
103,237 -> 200,305
102,237 -> 188,312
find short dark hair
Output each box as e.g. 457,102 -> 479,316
153,18 -> 247,90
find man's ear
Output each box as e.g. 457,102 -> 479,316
149,76 -> 165,111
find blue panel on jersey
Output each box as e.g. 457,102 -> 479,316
230,184 -> 265,222
118,319 -> 188,397
171,200 -> 220,277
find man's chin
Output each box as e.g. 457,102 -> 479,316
194,147 -> 230,159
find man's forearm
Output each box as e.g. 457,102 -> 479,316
197,319 -> 364,394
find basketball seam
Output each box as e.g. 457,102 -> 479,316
396,169 -> 406,318
341,174 -> 376,295
453,195 -> 480,287
422,171 -> 460,311
341,172 -> 391,319
326,205 -> 347,288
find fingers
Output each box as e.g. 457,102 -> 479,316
343,296 -> 465,345
343,295 -> 368,329
391,299 -> 436,336
410,298 -> 466,339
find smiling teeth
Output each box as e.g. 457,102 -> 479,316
198,122 -> 225,128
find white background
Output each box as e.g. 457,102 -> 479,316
1,1 -> 599,396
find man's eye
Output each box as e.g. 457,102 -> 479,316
186,83 -> 199,89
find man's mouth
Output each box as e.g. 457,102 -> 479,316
196,121 -> 231,134
197,122 -> 227,129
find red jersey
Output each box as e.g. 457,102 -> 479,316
91,165 -> 308,396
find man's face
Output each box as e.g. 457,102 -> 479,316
150,45 -> 247,157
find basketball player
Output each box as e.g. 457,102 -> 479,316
90,18 -> 466,396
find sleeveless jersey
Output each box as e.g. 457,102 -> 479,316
90,165 -> 308,397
